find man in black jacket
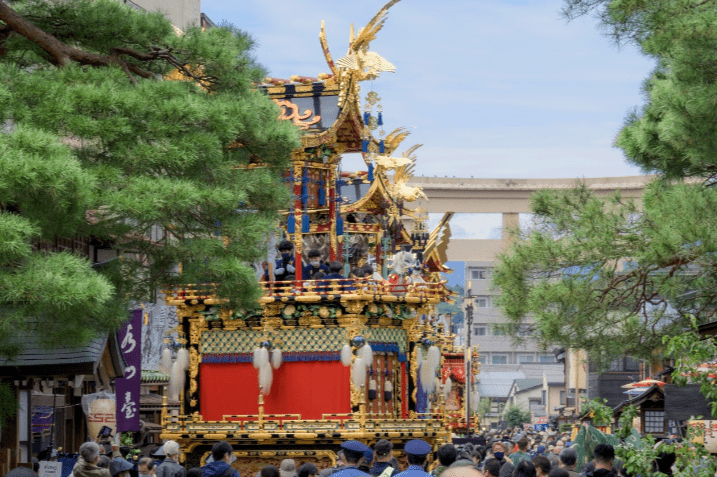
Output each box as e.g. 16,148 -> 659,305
370,440 -> 397,477
585,444 -> 616,477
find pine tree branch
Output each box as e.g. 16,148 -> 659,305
0,2 -> 195,84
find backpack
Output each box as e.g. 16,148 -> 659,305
378,466 -> 395,477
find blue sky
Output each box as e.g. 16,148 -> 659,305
443,261 -> 465,288
201,0 -> 656,180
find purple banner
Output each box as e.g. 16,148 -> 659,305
116,309 -> 142,432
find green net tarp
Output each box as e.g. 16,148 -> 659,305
570,425 -> 643,471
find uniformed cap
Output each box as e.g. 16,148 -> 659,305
109,458 -> 134,476
341,440 -> 370,460
362,449 -> 374,462
404,439 -> 431,457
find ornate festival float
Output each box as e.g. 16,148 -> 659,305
159,2 -> 465,473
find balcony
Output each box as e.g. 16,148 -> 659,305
164,279 -> 449,307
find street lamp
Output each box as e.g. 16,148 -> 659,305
464,281 -> 474,436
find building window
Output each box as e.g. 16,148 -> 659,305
477,355 -> 487,364
518,354 -> 535,363
471,268 -> 491,280
475,296 -> 491,307
492,326 -> 505,336
609,357 -> 641,372
644,410 -> 665,433
492,354 -> 508,364
529,400 -> 543,412
518,325 -> 533,337
560,390 -> 566,405
539,354 -> 557,363
473,326 -> 486,336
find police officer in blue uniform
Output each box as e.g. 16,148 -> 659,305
332,441 -> 371,477
394,440 -> 433,477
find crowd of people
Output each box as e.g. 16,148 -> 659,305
1,429 -> 682,477
426,437 -> 609,477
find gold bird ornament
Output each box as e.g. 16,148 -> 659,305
336,50 -> 396,80
373,154 -> 413,172
386,144 -> 427,202
334,0 -> 401,81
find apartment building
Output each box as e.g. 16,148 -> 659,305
122,0 -> 204,32
464,261 -> 557,366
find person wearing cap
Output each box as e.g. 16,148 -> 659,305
358,450 -> 373,474
446,445 -> 474,471
156,441 -> 187,477
279,459 -> 297,477
370,440 -> 397,477
332,441 -> 372,477
394,440 -> 432,477
109,458 -> 134,477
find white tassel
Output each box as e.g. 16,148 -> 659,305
369,378 -> 377,391
419,360 -> 435,394
341,344 -> 352,367
259,362 -> 273,394
428,345 -> 441,373
160,347 -> 172,374
176,347 -> 189,372
384,380 -> 393,392
253,348 -> 261,369
360,344 -> 373,366
168,360 -> 184,401
444,377 -> 453,396
253,347 -> 269,369
271,348 -> 282,369
352,357 -> 366,388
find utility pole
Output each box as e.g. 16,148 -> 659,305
464,281 -> 474,436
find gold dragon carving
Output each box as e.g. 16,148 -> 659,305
274,100 -> 321,130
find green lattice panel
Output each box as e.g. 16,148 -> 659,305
200,328 -> 346,354
201,327 -> 408,355
365,328 -> 408,353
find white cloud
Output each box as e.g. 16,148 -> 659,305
200,0 -> 656,180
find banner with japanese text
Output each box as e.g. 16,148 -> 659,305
116,309 -> 142,432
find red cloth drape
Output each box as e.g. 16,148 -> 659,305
442,360 -> 466,383
200,361 -> 351,421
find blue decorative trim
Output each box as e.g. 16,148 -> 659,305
203,346 -> 405,364
203,352 -> 341,364
287,213 -> 296,234
368,341 -> 407,362
416,371 -> 428,416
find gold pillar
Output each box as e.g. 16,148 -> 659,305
258,391 -> 265,429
